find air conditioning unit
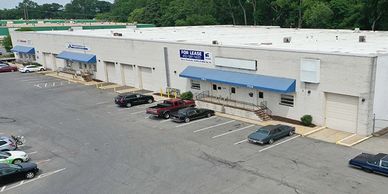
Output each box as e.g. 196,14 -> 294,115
359,35 -> 366,43
283,37 -> 291,43
212,40 -> 219,45
113,32 -> 123,37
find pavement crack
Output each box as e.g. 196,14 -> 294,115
198,151 -> 309,194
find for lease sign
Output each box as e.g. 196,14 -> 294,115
179,49 -> 212,63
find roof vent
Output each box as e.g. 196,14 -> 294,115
113,32 -> 123,37
68,28 -> 74,31
354,28 -> 361,33
283,37 -> 291,43
359,35 -> 366,43
212,40 -> 219,45
260,42 -> 273,45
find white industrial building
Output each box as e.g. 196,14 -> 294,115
9,25 -> 388,135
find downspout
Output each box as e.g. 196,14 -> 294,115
368,56 -> 378,135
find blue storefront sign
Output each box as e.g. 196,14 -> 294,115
179,49 -> 212,63
67,43 -> 89,51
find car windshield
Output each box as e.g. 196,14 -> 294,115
178,108 -> 190,115
8,164 -> 21,169
256,129 -> 270,134
0,152 -> 11,157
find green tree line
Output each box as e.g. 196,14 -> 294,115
0,0 -> 112,20
1,0 -> 388,30
110,0 -> 388,30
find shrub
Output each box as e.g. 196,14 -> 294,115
180,91 -> 193,100
300,115 -> 313,126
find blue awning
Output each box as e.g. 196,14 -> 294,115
180,66 -> 296,93
56,51 -> 96,63
11,45 -> 35,54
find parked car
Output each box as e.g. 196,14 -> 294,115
0,163 -> 39,185
0,136 -> 17,151
114,93 -> 154,107
248,124 -> 295,145
0,151 -> 29,164
0,63 -> 18,73
19,65 -> 45,73
349,153 -> 388,176
171,107 -> 215,123
146,98 -> 195,119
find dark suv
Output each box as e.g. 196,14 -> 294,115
114,93 -> 154,107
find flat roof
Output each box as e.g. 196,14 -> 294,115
33,25 -> 388,56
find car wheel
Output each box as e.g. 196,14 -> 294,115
163,112 -> 170,119
25,70 -> 30,73
268,139 -> 274,144
11,70 -> 15,72
126,102 -> 132,107
207,113 -> 212,118
289,130 -> 294,136
25,171 -> 36,179
148,99 -> 153,103
185,117 -> 190,123
13,159 -> 23,164
40,68 -> 44,71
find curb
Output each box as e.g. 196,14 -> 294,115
337,135 -> 373,147
302,126 -> 326,137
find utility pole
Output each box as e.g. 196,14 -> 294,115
298,0 -> 302,29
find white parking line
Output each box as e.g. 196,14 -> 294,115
234,139 -> 248,145
95,101 -> 111,105
34,84 -> 42,88
36,159 -> 51,164
52,82 -> 56,87
193,120 -> 235,133
212,125 -> 255,139
258,135 -> 300,153
131,110 -> 145,115
27,151 -> 38,155
175,116 -> 217,128
44,83 -> 48,88
1,168 -> 66,193
160,119 -> 171,123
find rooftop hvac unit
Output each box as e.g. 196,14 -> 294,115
212,40 -> 219,45
113,32 -> 123,37
359,35 -> 366,43
283,37 -> 291,43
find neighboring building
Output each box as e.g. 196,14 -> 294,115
9,25 -> 388,135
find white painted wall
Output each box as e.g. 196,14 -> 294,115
374,55 -> 388,131
9,31 -> 377,135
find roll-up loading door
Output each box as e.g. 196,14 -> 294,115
105,62 -> 116,83
121,64 -> 135,86
138,66 -> 153,90
325,93 -> 359,133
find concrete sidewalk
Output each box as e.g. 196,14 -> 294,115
215,112 -> 323,136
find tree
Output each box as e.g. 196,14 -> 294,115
303,1 -> 333,28
238,0 -> 248,25
2,35 -> 13,52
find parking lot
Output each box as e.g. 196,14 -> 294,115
0,72 -> 387,194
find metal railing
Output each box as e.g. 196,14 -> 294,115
257,101 -> 273,116
195,91 -> 273,112
372,114 -> 388,134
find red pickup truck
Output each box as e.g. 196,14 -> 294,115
146,99 -> 195,119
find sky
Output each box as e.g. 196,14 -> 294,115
0,0 -> 114,9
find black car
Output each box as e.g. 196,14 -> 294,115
248,124 -> 295,144
171,107 -> 215,123
114,93 -> 154,107
0,162 -> 39,186
349,153 -> 388,176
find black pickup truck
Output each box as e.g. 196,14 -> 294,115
349,153 -> 388,176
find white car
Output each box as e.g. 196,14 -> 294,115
19,65 -> 45,73
0,151 -> 29,164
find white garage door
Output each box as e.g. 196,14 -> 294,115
138,66 -> 153,90
325,93 -> 358,133
42,52 -> 51,69
121,64 -> 135,86
105,62 -> 116,83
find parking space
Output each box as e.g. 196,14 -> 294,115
1,72 -> 387,194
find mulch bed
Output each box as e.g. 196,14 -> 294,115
272,115 -> 316,128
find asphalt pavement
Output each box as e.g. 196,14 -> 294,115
0,72 -> 387,194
